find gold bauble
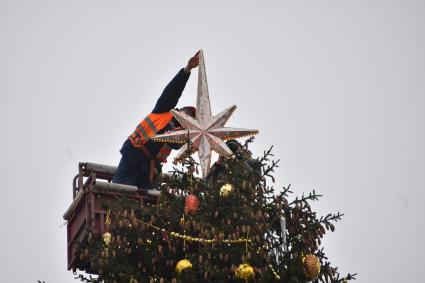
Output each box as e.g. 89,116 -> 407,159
302,254 -> 321,280
235,263 -> 255,281
175,259 -> 192,274
103,232 -> 112,247
220,183 -> 234,197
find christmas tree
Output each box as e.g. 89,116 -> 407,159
72,51 -> 355,283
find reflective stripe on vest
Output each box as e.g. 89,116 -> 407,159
129,112 -> 173,148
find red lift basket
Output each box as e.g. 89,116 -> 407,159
63,162 -> 159,272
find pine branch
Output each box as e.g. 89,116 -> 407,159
242,136 -> 255,148
257,146 -> 274,164
319,212 -> 344,232
280,184 -> 293,197
289,190 -> 322,205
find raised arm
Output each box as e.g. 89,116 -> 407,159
152,51 -> 200,113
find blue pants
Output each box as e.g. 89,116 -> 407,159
112,140 -> 152,189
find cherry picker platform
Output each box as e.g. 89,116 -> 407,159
63,162 -> 160,271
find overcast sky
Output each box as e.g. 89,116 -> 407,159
1,1 -> 424,282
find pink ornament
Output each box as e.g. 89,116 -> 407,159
185,194 -> 200,214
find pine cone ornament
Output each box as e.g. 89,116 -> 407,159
302,254 -> 321,280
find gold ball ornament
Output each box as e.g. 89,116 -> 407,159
235,263 -> 255,281
220,183 -> 234,197
302,254 -> 321,280
103,232 -> 112,247
175,259 -> 192,274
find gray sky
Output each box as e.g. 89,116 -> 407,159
1,0 -> 424,282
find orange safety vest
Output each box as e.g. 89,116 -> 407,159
128,112 -> 173,183
129,112 -> 174,148
128,112 -> 175,183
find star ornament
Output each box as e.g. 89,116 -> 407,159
152,50 -> 258,178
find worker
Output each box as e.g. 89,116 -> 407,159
112,51 -> 200,189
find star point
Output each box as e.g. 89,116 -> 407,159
152,51 -> 258,178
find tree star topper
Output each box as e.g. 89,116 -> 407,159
152,50 -> 258,178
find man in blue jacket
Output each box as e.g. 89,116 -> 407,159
112,51 -> 200,189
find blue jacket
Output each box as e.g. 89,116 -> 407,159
112,68 -> 190,188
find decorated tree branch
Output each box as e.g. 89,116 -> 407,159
74,138 -> 355,283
